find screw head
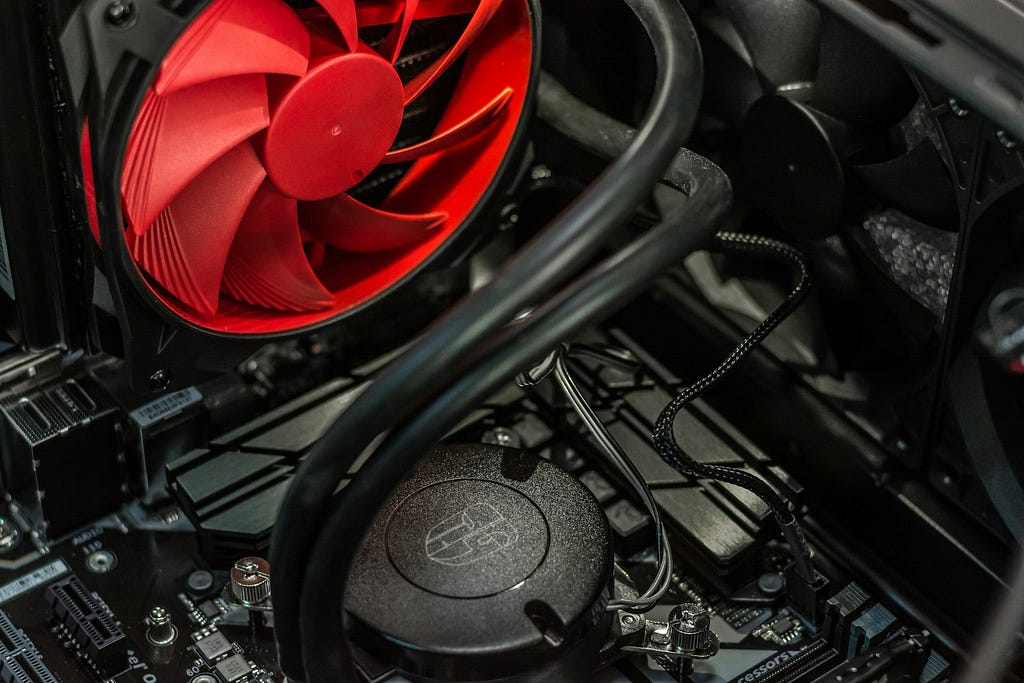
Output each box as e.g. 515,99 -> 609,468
105,0 -> 134,25
235,559 -> 260,576
673,606 -> 708,633
231,556 -> 271,604
669,603 -> 712,652
148,369 -> 172,392
146,606 -> 177,645
620,613 -> 639,627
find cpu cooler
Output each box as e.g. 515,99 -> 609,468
61,0 -> 537,391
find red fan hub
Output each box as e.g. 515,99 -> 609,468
261,52 -> 404,200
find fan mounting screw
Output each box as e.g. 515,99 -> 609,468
231,556 -> 271,605
105,0 -> 134,26
669,603 -> 711,653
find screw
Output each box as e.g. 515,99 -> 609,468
236,559 -> 259,576
620,613 -> 640,628
147,369 -> 171,392
146,606 -> 177,646
669,603 -> 712,652
948,97 -> 970,118
231,556 -> 271,604
105,0 -> 134,25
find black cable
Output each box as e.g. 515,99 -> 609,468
269,0 -> 703,677
651,232 -> 815,581
518,344 -> 673,612
536,78 -> 817,580
297,156 -> 732,681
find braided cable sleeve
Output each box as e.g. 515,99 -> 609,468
651,231 -> 815,580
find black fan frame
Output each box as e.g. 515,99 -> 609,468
57,0 -> 541,393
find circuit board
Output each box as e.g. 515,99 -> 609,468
0,516 -> 280,682
0,320 -> 956,683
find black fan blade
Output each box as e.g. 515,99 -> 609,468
714,0 -> 821,90
851,143 -> 959,230
812,6 -> 917,129
742,96 -> 848,239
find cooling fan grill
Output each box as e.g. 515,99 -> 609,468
82,0 -> 532,334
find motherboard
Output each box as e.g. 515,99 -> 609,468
0,297 -> 956,682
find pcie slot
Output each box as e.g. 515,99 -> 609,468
44,575 -> 125,671
0,609 -> 58,683
0,610 -> 32,657
0,648 -> 59,683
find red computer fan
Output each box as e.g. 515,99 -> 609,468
81,0 -> 533,335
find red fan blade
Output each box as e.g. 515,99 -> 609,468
80,125 -> 101,243
318,0 -> 360,53
123,74 -> 269,236
300,193 -> 447,252
155,0 -> 309,95
384,87 -> 512,163
353,0 -> 475,29
307,22 -> 347,59
128,143 -> 266,315
379,0 -> 418,63
222,183 -> 333,311
403,0 -> 502,104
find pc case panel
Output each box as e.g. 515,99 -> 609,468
820,0 -> 1024,141
0,0 -> 86,353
